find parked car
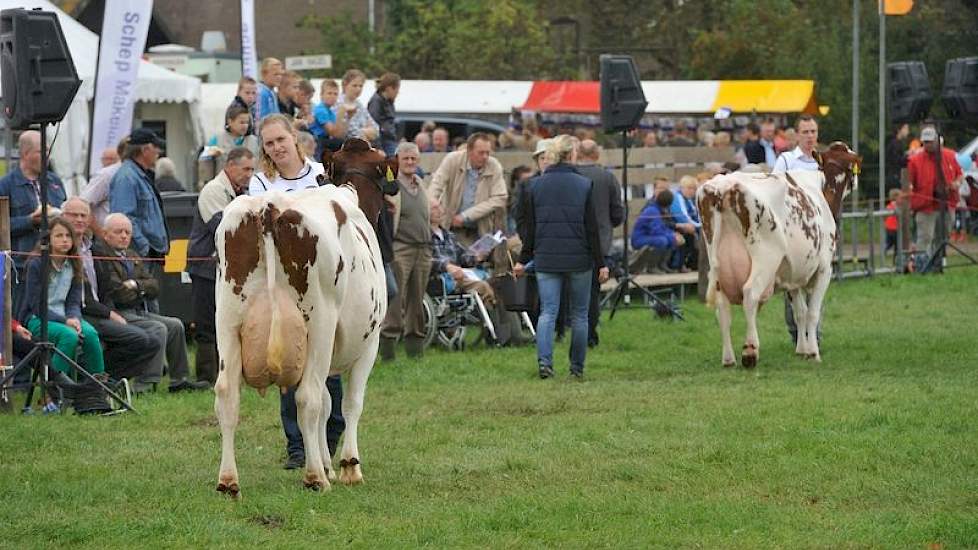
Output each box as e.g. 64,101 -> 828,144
396,115 -> 507,145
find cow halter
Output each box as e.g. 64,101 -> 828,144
332,166 -> 399,196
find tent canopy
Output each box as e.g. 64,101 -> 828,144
520,80 -> 819,115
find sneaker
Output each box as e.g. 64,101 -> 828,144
538,365 -> 554,379
569,370 -> 585,381
283,454 -> 305,470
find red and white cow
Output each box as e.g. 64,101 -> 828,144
697,142 -> 860,368
214,140 -> 396,496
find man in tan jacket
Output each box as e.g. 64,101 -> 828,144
428,132 -> 508,247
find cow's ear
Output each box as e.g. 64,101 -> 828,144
381,156 -> 399,182
321,148 -> 335,181
813,149 -> 824,169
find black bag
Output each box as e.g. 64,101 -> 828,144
493,273 -> 537,312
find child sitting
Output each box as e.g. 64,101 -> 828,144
630,189 -> 685,274
18,217 -> 106,378
201,105 -> 260,184
310,79 -> 347,157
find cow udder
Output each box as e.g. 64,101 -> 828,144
240,287 -> 308,392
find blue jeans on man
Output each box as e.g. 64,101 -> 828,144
280,375 -> 346,463
536,270 -> 592,376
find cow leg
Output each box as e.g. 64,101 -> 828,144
296,369 -> 330,492
715,291 -> 736,368
789,289 -> 811,356
741,270 -> 774,368
803,271 -> 832,362
339,344 -> 376,485
214,325 -> 242,499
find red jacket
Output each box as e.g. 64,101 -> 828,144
908,148 -> 961,213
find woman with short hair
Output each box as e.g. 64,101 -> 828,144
333,69 -> 379,144
514,135 -> 609,380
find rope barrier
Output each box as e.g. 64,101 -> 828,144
5,250 -> 215,263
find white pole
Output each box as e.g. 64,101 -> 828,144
368,0 -> 376,55
852,0 -> 860,153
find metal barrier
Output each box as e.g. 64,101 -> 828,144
835,203 -> 899,280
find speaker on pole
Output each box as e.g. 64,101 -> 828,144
887,61 -> 932,123
942,56 -> 978,120
0,8 -> 81,130
599,55 -> 648,132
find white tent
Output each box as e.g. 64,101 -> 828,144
0,0 -> 204,193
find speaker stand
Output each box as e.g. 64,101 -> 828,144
605,130 -> 683,322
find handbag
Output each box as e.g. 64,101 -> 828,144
492,251 -> 537,312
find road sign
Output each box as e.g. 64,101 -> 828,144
285,54 -> 332,71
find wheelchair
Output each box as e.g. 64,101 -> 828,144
421,271 -> 498,351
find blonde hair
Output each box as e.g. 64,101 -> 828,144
258,114 -> 304,179
679,175 -> 698,190
260,58 -> 282,77
546,134 -> 577,164
342,69 -> 366,88
155,157 -> 177,178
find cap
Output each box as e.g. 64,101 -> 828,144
129,127 -> 166,148
920,127 -> 937,142
532,138 -> 553,159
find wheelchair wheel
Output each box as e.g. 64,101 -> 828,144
438,325 -> 467,350
421,294 -> 438,349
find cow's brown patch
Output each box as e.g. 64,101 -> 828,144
697,187 -> 723,244
272,209 -> 319,297
331,201 -> 347,235
784,174 -> 821,249
728,188 -> 751,237
355,226 -> 372,252
334,255 -> 344,286
224,211 -> 263,296
220,360 -> 225,372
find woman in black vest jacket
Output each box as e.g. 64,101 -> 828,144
514,136 -> 609,379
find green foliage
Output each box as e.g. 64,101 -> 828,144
1,268 -> 977,547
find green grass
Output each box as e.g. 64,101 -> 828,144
2,268 -> 977,548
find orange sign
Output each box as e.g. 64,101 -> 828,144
883,0 -> 913,15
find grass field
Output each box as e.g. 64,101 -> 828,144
1,268 -> 976,548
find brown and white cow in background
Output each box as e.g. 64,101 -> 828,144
697,142 -> 861,368
214,139 -> 396,496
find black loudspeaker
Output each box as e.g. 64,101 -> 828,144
887,61 -> 933,123
600,55 -> 648,132
942,57 -> 978,120
0,8 -> 81,130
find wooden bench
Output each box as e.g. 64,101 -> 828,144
600,271 -> 699,301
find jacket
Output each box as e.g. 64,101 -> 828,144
187,170 -> 240,280
367,92 -> 397,145
109,159 -> 171,256
631,202 -> 677,250
908,148 -> 962,213
256,82 -> 280,121
518,163 -> 603,273
428,150 -> 508,240
389,174 -> 429,238
17,256 -> 82,325
743,139 -> 766,165
92,239 -> 160,311
0,166 -> 67,268
576,163 -> 624,258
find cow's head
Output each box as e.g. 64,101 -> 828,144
321,138 -> 398,231
815,141 -> 861,221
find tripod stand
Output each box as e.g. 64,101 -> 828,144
605,130 -> 683,321
920,126 -> 978,274
0,124 -> 136,414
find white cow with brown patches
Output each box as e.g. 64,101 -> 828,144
214,140 -> 396,496
696,142 -> 860,368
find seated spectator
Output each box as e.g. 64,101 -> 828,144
277,70 -> 301,119
714,131 -> 732,148
667,125 -> 696,147
81,138 -> 128,231
333,69 -> 378,143
204,105 -> 260,177
641,131 -> 658,148
630,190 -> 684,274
62,197 -> 162,392
293,78 -> 317,132
93,213 -> 210,393
227,76 -> 258,136
17,217 -> 106,379
430,200 -> 495,305
154,158 -> 185,192
673,176 -> 701,271
309,79 -> 347,157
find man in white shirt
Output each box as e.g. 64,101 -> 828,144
773,116 -> 820,173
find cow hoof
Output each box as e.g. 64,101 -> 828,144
339,458 -> 363,485
327,467 -> 337,481
302,474 -> 331,492
722,360 -> 736,368
216,481 -> 241,499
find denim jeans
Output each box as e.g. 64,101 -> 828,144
536,270 -> 592,374
281,375 -> 346,458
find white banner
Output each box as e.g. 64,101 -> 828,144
241,0 -> 258,79
88,0 -> 154,176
